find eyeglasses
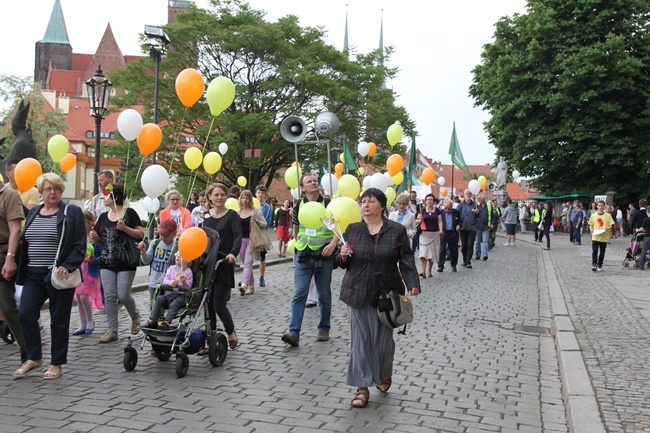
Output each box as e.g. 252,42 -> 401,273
43,187 -> 62,193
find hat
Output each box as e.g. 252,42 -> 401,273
157,218 -> 178,236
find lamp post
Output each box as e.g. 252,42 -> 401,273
86,65 -> 112,196
144,25 -> 170,164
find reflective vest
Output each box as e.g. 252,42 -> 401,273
295,197 -> 334,251
486,202 -> 494,226
533,208 -> 542,223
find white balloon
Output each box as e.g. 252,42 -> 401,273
219,142 -> 228,155
512,170 -> 520,179
357,141 -> 369,157
370,172 -> 389,192
291,187 -> 302,200
320,173 -> 338,196
383,171 -> 393,185
141,164 -> 170,198
438,176 -> 446,186
142,196 -> 160,213
468,179 -> 481,195
362,175 -> 372,190
117,109 -> 143,141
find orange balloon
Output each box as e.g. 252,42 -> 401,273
422,167 -> 435,185
291,161 -> 301,167
59,153 -> 77,172
368,142 -> 377,157
440,187 -> 448,197
178,227 -> 208,261
335,171 -> 342,179
15,158 -> 43,193
335,162 -> 344,174
137,123 -> 163,157
175,68 -> 205,108
386,154 -> 404,176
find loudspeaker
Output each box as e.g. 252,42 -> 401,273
488,182 -> 496,190
314,112 -> 340,138
280,116 -> 307,143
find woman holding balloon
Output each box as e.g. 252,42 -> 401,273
159,190 -> 192,234
201,183 -> 242,350
237,190 -> 266,296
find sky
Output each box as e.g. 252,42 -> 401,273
0,0 -> 528,166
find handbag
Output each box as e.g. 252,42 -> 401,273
362,224 -> 414,334
51,206 -> 82,290
122,209 -> 142,267
249,215 -> 273,252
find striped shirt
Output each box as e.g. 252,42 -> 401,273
25,213 -> 59,268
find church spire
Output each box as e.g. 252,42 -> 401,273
378,10 -> 386,89
343,5 -> 349,54
41,0 -> 70,45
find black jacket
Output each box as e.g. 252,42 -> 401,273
440,208 -> 461,236
17,201 -> 87,285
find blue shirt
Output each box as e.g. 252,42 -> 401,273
397,211 -> 406,224
445,212 -> 453,230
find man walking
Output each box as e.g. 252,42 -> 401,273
281,174 -> 338,346
437,199 -> 461,272
474,194 -> 498,261
84,169 -> 115,219
532,202 -> 544,241
457,189 -> 478,268
518,202 -> 527,234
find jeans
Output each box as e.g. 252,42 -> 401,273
20,268 -> 75,365
592,241 -> 607,267
460,230 -> 476,264
100,269 -> 139,333
574,227 -> 582,244
288,252 -> 333,339
475,229 -> 489,258
0,279 -> 26,358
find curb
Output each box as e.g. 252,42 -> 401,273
517,234 -> 606,433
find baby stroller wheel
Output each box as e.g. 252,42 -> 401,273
123,347 -> 138,371
155,350 -> 172,362
624,262 -> 630,267
0,321 -> 15,344
208,334 -> 228,367
175,352 -> 189,378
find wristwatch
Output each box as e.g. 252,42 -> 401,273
6,252 -> 16,258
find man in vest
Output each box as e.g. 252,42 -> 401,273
488,198 -> 501,250
532,202 -> 544,242
474,193 -> 498,261
281,174 -> 339,347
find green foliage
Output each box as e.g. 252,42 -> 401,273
470,0 -> 650,204
108,0 -> 413,197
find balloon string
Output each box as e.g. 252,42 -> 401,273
123,141 -> 130,196
143,212 -> 156,241
168,108 -> 189,176
127,157 -> 145,203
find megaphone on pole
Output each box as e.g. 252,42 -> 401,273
314,111 -> 340,138
280,116 -> 307,143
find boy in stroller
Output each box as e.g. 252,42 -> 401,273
145,253 -> 193,330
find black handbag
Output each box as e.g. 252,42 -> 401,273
122,209 -> 142,267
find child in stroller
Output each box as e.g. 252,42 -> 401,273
145,253 -> 193,330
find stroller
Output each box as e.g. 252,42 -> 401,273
622,232 -> 649,268
123,226 -> 229,378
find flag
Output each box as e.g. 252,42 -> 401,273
403,133 -> 418,190
449,122 -> 471,176
342,139 -> 358,173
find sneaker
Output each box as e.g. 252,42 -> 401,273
466,263 -> 472,269
259,276 -> 266,287
99,330 -> 118,343
131,316 -> 141,335
281,332 -> 299,347
597,266 -> 602,272
437,267 -> 444,272
316,331 -> 330,342
591,263 -> 597,271
503,242 -> 510,246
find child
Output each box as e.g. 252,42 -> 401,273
139,218 -> 177,307
72,211 -> 103,335
144,253 -> 193,330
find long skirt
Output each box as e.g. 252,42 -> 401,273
347,301 -> 395,387
418,231 -> 441,263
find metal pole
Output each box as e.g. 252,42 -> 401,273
152,51 -> 161,164
94,116 -> 102,195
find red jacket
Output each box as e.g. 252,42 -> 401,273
159,206 -> 192,233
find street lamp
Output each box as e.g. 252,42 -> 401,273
144,25 -> 170,164
86,65 -> 112,195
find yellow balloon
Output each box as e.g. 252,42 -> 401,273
340,153 -> 345,163
184,147 -> 203,170
385,187 -> 396,206
286,238 -> 296,254
203,151 -> 222,174
225,197 -> 239,211
237,176 -> 247,187
326,196 -> 362,233
298,201 -> 329,229
391,171 -> 404,185
47,135 -> 69,163
284,166 -> 302,189
206,76 -> 235,117
338,174 -> 361,199
387,123 -> 404,147
477,175 -> 487,184
358,167 -> 365,176
253,197 -> 261,208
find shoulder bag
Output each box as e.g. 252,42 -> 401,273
362,224 -> 413,334
51,206 -> 83,290
249,215 -> 273,253
121,208 -> 142,268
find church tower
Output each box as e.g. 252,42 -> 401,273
34,0 -> 72,89
168,0 -> 194,24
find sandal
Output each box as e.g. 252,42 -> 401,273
228,331 -> 238,350
43,365 -> 62,380
13,359 -> 43,379
378,376 -> 392,393
351,388 -> 370,408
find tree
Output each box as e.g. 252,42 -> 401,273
0,75 -> 67,173
108,0 -> 414,196
470,0 -> 650,203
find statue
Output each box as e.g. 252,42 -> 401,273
496,156 -> 507,190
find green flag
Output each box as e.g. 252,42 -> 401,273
403,133 -> 417,190
449,122 -> 471,176
342,140 -> 358,173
